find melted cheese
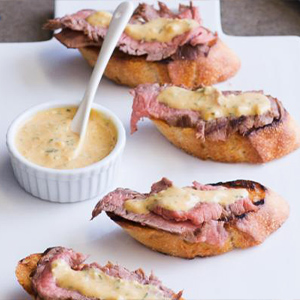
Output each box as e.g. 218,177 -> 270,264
157,86 -> 271,121
52,259 -> 170,300
124,186 -> 249,214
16,107 -> 117,169
86,11 -> 199,43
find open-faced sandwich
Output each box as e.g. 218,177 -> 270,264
92,178 -> 289,258
44,2 -> 240,88
131,84 -> 300,163
16,246 -> 183,299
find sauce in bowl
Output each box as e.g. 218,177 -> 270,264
15,107 -> 117,169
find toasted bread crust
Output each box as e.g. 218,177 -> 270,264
16,253 -> 41,297
151,112 -> 300,163
111,188 -> 289,258
78,39 -> 241,88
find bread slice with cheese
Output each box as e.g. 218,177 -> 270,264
92,178 -> 289,259
16,247 -> 183,299
131,84 -> 300,163
44,2 -> 240,88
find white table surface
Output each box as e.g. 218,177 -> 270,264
0,1 -> 299,299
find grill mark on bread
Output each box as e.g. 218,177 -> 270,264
254,199 -> 265,206
235,213 -> 246,220
211,179 -> 267,192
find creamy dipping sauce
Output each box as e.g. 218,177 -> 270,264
51,259 -> 170,300
157,86 -> 271,121
16,107 -> 117,169
86,11 -> 199,43
124,186 -> 249,214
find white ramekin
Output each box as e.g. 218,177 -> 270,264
6,101 -> 126,203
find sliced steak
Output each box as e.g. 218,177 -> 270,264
228,198 -> 259,216
132,1 -> 201,23
31,247 -> 181,300
151,177 -> 173,193
44,2 -> 217,61
55,29 -> 99,48
92,178 -> 262,246
130,83 -> 284,141
152,202 -> 223,225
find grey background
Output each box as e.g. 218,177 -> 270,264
0,0 -> 299,42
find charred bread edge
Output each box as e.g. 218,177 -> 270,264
16,249 -> 185,299
16,252 -> 42,296
16,247 -> 61,297
151,111 -> 300,163
106,181 -> 289,258
78,39 -> 241,88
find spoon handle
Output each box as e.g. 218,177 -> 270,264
71,1 -> 134,135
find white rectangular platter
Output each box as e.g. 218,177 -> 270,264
0,1 -> 299,299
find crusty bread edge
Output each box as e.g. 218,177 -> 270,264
78,38 -> 241,88
16,253 -> 41,297
111,188 -> 289,259
151,112 -> 300,163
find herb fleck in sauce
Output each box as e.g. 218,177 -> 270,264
52,259 -> 170,300
157,86 -> 271,121
16,107 -> 117,169
86,10 -> 199,43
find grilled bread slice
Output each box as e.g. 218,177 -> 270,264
131,84 -> 300,163
44,2 -> 240,88
152,114 -> 300,163
16,247 -> 183,299
92,179 -> 289,259
79,38 -> 240,88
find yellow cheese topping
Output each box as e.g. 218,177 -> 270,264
157,86 -> 271,121
124,186 -> 249,214
86,11 -> 199,43
16,107 -> 117,169
52,259 -> 170,300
